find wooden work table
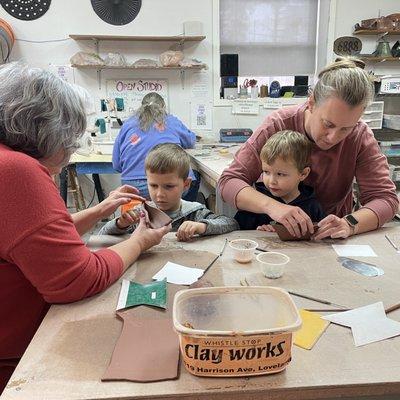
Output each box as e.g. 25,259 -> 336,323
186,144 -> 241,189
3,227 -> 400,400
69,153 -> 113,164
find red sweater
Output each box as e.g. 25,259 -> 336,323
218,103 -> 399,225
0,144 -> 123,363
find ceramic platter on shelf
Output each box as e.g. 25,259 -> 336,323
0,0 -> 51,21
333,36 -> 362,56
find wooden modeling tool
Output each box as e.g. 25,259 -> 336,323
202,238 -> 228,276
190,239 -> 228,289
385,234 -> 399,252
256,247 -> 268,252
385,302 -> 400,314
287,291 -> 348,309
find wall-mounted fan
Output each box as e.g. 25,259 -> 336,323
0,0 -> 51,21
91,0 -> 142,26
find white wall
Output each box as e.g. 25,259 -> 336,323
331,0 -> 400,76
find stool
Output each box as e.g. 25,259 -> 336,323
61,165 -> 86,211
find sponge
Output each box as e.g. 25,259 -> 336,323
294,309 -> 330,350
121,199 -> 142,214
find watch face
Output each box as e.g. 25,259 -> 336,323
345,214 -> 358,226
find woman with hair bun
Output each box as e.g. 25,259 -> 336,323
112,92 -> 197,200
219,57 -> 398,239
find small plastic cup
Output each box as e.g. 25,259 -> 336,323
257,252 -> 290,279
229,239 -> 258,263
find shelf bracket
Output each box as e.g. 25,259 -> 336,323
180,69 -> 185,89
91,38 -> 101,89
92,38 -> 99,54
97,69 -> 102,90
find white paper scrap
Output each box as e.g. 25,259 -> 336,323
323,302 -> 400,346
152,261 -> 204,285
332,244 -> 377,257
116,279 -> 130,311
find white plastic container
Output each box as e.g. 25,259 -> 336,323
383,114 -> 400,130
257,252 -> 290,279
228,239 -> 258,263
173,286 -> 301,377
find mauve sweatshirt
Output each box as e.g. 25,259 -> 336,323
218,103 -> 398,225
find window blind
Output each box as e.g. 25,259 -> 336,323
220,0 -> 319,76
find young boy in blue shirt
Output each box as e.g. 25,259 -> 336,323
100,143 -> 238,241
235,130 -> 325,230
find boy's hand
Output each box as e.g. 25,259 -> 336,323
257,224 -> 275,232
116,211 -> 138,229
176,221 -> 207,242
265,202 -> 313,238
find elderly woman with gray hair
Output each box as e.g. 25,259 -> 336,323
112,92 -> 198,200
0,63 -> 170,392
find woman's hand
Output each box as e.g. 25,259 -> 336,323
313,214 -> 352,240
131,214 -> 171,251
266,202 -> 314,238
257,224 -> 275,232
94,185 -> 145,220
176,221 -> 207,242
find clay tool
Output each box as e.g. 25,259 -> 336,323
202,238 -> 228,276
385,302 -> 400,314
306,302 -> 400,314
305,308 -> 350,313
288,290 -> 348,309
385,234 -> 399,252
256,247 -> 268,252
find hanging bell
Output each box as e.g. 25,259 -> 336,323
374,38 -> 392,58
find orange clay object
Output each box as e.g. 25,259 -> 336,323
121,199 -> 143,214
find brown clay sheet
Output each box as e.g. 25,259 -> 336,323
102,313 -> 179,382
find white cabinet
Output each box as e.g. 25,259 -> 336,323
361,101 -> 384,130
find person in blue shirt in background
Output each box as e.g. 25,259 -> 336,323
113,92 -> 199,200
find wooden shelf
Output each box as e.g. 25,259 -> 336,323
69,33 -> 207,89
354,29 -> 400,35
69,34 -> 206,42
358,56 -> 400,62
71,64 -> 206,70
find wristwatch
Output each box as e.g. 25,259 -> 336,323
344,214 -> 359,235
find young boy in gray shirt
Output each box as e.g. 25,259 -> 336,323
99,143 -> 238,241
